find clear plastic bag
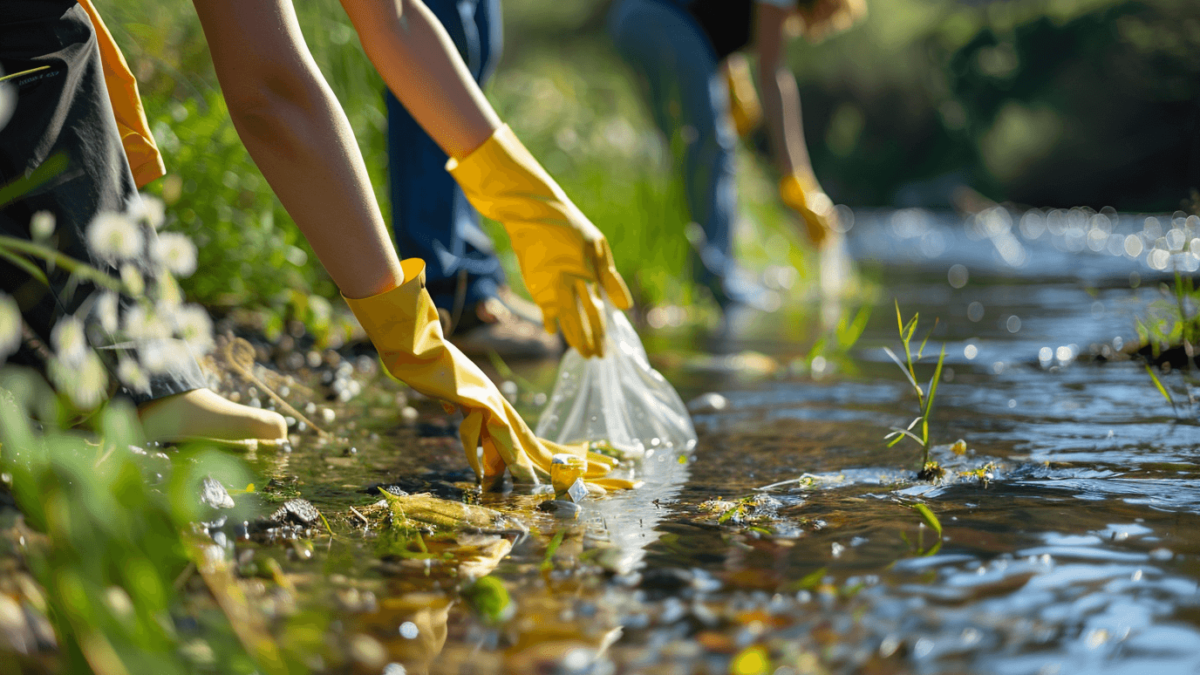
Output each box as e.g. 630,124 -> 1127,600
536,298 -> 697,458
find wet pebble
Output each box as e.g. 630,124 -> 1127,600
200,477 -> 235,510
639,567 -> 695,592
270,499 -> 322,526
687,392 -> 727,414
537,499 -> 582,519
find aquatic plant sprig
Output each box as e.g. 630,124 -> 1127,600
882,301 -> 947,479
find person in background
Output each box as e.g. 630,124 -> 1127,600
0,0 -> 289,449
608,0 -> 866,310
383,0 -> 560,359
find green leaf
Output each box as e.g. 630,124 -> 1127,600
911,503 -> 942,537
0,248 -> 48,286
0,65 -> 49,83
0,154 -> 68,208
786,566 -> 827,592
923,345 -> 947,418
540,530 -> 565,572
1144,364 -> 1175,406
882,346 -> 921,394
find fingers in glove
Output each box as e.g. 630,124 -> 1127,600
802,209 -> 829,248
576,278 -> 607,358
557,291 -> 597,358
594,241 -> 633,310
458,410 -> 485,480
588,477 -> 642,491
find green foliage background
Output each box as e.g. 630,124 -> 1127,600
94,0 -> 1200,327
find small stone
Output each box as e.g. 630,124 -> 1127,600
537,499 -> 581,519
687,392 -> 727,414
401,407 -> 419,425
639,567 -> 694,592
380,485 -> 409,498
270,499 -> 321,526
200,476 -> 235,510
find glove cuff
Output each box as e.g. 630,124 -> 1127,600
446,124 -> 568,208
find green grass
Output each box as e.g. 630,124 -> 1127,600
883,302 -> 947,476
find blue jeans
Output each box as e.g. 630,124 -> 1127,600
608,0 -> 739,297
385,0 -> 505,311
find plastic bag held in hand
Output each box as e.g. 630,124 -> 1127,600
536,297 -> 697,458
345,259 -> 634,491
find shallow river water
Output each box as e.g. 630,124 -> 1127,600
232,208 -> 1198,675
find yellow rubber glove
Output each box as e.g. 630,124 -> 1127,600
724,55 -> 763,139
446,125 -> 632,358
779,172 -> 838,249
345,259 -> 635,492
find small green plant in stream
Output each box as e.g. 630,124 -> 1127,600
883,301 -> 947,480
1135,270 -> 1197,417
1136,271 -> 1199,363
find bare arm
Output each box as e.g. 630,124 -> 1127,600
191,0 -> 403,299
756,3 -> 812,178
339,0 -> 501,160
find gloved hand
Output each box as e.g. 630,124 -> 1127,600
447,125 -> 632,358
779,171 -> 838,249
724,55 -> 762,138
344,259 -> 635,491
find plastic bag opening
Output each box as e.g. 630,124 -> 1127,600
536,298 -> 697,459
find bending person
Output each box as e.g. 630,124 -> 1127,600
184,0 -> 632,488
608,0 -> 865,309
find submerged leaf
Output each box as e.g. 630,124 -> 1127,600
911,503 -> 942,537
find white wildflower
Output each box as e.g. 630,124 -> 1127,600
152,232 -> 197,278
50,349 -> 107,410
50,315 -> 88,365
156,277 -> 183,311
120,264 -> 145,296
87,212 -> 143,263
0,293 -> 21,361
117,357 -> 150,394
94,292 -> 119,334
138,339 -> 189,375
131,195 -> 165,230
174,304 -> 214,355
30,211 -> 55,240
124,305 -> 170,341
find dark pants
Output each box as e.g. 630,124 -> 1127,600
0,1 -> 204,404
385,0 -> 505,312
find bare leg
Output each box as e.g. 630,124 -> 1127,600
191,0 -> 404,299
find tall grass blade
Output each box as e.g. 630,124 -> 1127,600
1144,363 -> 1176,411
883,346 -> 920,393
923,345 -> 947,417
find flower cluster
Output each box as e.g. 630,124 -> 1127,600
0,195 -> 215,411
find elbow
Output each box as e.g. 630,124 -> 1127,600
223,72 -> 322,143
